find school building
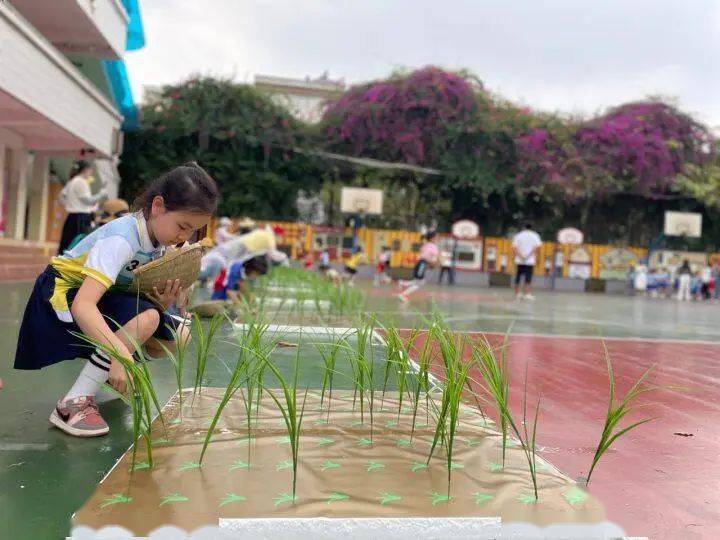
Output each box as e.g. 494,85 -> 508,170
0,0 -> 144,281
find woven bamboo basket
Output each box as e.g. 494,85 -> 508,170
131,243 -> 203,296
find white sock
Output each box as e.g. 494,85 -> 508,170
403,283 -> 420,296
64,349 -> 111,402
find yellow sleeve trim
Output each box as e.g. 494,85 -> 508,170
81,268 -> 113,289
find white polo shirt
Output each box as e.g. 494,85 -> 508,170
512,229 -> 542,265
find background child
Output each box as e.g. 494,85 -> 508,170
343,247 -> 365,285
14,162 -> 219,438
212,255 -> 268,301
374,246 -> 392,286
398,231 -> 439,302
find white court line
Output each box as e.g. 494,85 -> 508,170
443,329 -> 720,346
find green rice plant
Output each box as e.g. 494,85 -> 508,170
198,323 -> 265,464
72,329 -> 164,471
425,327 -> 471,495
471,336 -> 542,499
314,332 -> 351,419
357,318 -> 378,442
157,319 -> 191,420
586,343 -> 657,485
518,365 -> 541,500
380,325 -> 416,423
471,333 -> 511,464
409,326 -> 435,441
262,342 -> 308,499
191,312 -> 224,400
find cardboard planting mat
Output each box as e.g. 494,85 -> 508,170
73,389 -> 605,536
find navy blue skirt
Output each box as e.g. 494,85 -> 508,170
14,266 -> 179,370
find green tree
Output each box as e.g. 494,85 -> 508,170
119,77 -> 322,218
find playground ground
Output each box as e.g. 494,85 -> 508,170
1,279 -> 718,539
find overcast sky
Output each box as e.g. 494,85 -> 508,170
125,0 -> 720,129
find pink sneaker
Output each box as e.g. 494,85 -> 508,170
49,396 -> 109,437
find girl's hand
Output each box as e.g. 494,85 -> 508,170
175,283 -> 193,312
109,359 -> 128,394
151,279 -> 182,309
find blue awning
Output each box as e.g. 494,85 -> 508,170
103,60 -> 138,130
122,0 -> 145,51
102,0 -> 145,130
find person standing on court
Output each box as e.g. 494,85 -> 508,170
57,160 -> 106,254
512,223 -> 542,300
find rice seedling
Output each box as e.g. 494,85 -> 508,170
471,333 -> 511,465
314,332 -> 351,419
380,325 -> 415,423
409,327 -> 435,441
425,327 -> 471,495
471,336 -> 542,499
191,312 -> 224,399
71,328 -> 164,471
262,341 -> 309,500
157,319 -> 191,420
198,324 -> 260,463
586,343 -> 657,485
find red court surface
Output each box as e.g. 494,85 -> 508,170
412,331 -> 720,540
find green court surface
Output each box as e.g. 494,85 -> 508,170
1,279 -> 718,538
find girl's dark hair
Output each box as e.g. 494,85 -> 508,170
244,255 -> 269,276
71,160 -> 92,177
424,231 -> 437,241
134,162 -> 219,216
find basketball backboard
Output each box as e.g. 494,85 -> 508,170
340,187 -> 383,215
664,211 -> 702,238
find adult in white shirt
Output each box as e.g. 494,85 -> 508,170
512,223 -> 542,300
57,160 -> 106,254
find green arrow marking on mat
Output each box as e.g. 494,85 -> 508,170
444,461 -> 464,470
378,407 -> 390,413
130,461 -> 150,472
366,461 -> 385,472
396,438 -> 412,448
321,460 -> 341,471
276,460 -> 293,471
378,492 -> 402,506
488,462 -> 503,472
429,492 -> 452,506
517,494 -> 538,505
401,406 -> 414,415
465,438 -> 482,447
385,420 -> 398,428
229,460 -> 251,471
411,461 -> 428,472
473,492 -> 493,505
357,438 -> 373,447
220,493 -> 246,507
314,418 -> 330,425
273,492 -> 298,507
99,493 -> 132,509
152,437 -> 169,445
326,492 -> 349,504
159,493 -> 189,507
170,418 -> 182,425
563,486 -> 588,506
178,461 -> 202,472
276,436 -> 292,445
316,437 -> 335,447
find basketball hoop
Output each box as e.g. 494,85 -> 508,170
664,211 -> 702,238
452,220 -> 479,240
340,187 -> 383,215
